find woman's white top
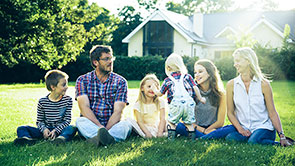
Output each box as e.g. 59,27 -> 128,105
233,75 -> 274,132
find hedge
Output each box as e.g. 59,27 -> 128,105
0,48 -> 294,83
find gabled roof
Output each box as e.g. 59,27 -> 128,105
122,9 -> 205,43
122,9 -> 295,45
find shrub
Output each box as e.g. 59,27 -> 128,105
214,56 -> 236,81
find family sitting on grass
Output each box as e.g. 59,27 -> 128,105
14,45 -> 294,147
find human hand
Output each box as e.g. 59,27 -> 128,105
280,137 -> 292,147
151,83 -> 158,93
238,128 -> 251,137
200,97 -> 206,104
157,132 -> 164,137
145,133 -> 153,139
48,129 -> 57,140
43,128 -> 50,139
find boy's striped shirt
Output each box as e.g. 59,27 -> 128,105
36,95 -> 72,134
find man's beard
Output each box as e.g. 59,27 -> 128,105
99,65 -> 112,75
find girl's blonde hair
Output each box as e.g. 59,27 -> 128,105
137,74 -> 161,111
165,53 -> 188,77
232,47 -> 267,81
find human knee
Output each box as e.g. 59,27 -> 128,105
225,132 -> 239,141
75,117 -> 89,127
17,126 -> 28,132
118,120 -> 133,130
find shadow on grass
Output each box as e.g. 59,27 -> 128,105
0,135 -> 286,166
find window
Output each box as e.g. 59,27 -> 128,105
143,21 -> 173,57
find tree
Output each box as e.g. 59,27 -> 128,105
0,0 -> 116,70
228,31 -> 258,48
137,0 -> 158,13
111,6 -> 142,56
166,0 -> 233,16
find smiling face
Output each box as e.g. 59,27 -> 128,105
194,64 -> 210,85
141,79 -> 157,99
233,55 -> 250,74
51,77 -> 68,97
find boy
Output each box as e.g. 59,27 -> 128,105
14,70 -> 76,145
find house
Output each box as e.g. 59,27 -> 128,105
122,9 -> 295,59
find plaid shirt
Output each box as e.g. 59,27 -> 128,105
75,71 -> 128,126
160,72 -> 197,104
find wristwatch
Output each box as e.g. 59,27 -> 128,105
278,131 -> 286,139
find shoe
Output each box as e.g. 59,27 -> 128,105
167,124 -> 176,140
51,136 -> 66,145
86,135 -> 100,146
186,126 -> 196,140
14,137 -> 36,145
97,128 -> 115,146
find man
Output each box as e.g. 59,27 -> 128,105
75,45 -> 132,146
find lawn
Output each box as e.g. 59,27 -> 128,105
0,81 -> 294,165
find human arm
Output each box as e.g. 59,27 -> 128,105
36,99 -> 51,138
134,109 -> 153,138
226,80 -> 251,137
151,83 -> 163,97
157,107 -> 166,137
77,95 -> 104,128
106,101 -> 126,130
204,92 -> 226,134
54,97 -> 72,134
262,80 -> 291,146
193,86 -> 206,104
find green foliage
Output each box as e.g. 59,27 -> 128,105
166,0 -> 234,16
114,56 -> 166,80
111,6 -> 142,56
137,0 -> 158,13
214,56 -> 236,80
182,56 -> 199,76
228,31 -> 258,48
253,44 -> 295,80
0,0 -> 116,70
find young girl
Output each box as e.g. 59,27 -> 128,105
128,74 -> 166,138
152,53 -> 206,140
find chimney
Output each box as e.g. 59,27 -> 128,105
193,13 -> 203,38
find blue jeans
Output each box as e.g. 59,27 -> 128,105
225,126 -> 278,145
16,125 -> 77,141
75,117 -> 132,142
176,123 -> 236,139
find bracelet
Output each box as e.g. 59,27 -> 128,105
278,131 -> 284,137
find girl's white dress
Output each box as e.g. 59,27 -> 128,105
127,98 -> 166,138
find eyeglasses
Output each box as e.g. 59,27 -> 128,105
99,57 -> 116,62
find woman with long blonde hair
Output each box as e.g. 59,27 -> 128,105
226,47 -> 292,146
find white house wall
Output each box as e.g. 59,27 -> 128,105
174,31 -> 192,57
128,29 -> 143,57
251,23 -> 283,48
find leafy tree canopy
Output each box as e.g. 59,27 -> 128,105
166,0 -> 234,16
0,0 -> 117,69
111,6 -> 142,56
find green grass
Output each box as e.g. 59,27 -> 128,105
0,81 -> 295,165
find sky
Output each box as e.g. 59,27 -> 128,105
88,0 -> 295,15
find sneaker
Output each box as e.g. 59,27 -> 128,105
86,135 -> 100,146
51,136 -> 66,145
167,124 -> 176,140
186,127 -> 196,140
97,128 -> 115,146
14,137 -> 36,145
